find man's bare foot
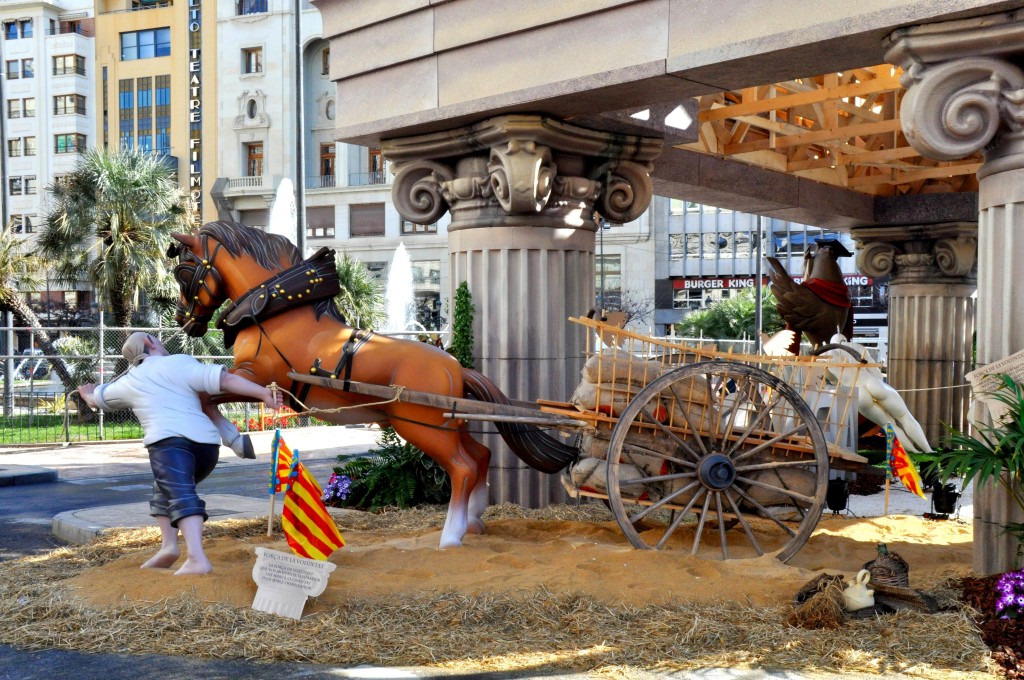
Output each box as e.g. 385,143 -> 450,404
173,557 -> 213,576
141,547 -> 180,569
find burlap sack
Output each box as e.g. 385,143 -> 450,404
571,382 -> 671,419
569,456 -> 645,494
582,349 -> 663,387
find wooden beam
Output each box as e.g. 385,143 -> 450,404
724,118 -> 903,155
701,74 -> 902,123
846,162 -> 983,187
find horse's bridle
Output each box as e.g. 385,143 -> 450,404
172,233 -> 225,327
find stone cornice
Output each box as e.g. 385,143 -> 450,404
851,222 -> 978,284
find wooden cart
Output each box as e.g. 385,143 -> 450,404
290,316 -> 874,562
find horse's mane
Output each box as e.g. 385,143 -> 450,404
198,221 -> 301,270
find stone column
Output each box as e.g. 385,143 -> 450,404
851,224 -> 977,446
886,10 -> 1024,574
383,114 -> 662,507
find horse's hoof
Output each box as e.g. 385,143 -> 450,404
438,536 -> 463,549
466,518 -> 485,535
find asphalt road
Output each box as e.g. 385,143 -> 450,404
0,452 -> 342,562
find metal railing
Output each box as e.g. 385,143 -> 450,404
226,176 -> 265,189
1,316 -> 240,445
347,171 -> 388,186
306,175 -> 336,190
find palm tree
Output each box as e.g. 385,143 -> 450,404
0,223 -> 78,401
36,146 -> 193,328
334,253 -> 386,330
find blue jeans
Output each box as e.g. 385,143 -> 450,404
147,437 -> 219,527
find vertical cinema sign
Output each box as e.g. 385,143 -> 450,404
188,0 -> 202,226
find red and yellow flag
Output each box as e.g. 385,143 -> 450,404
886,423 -> 926,498
269,429 -> 296,494
282,459 -> 346,560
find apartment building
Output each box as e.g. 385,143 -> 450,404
1,0 -> 95,320
93,0 -> 219,227
212,0 -> 450,331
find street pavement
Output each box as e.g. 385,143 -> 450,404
0,428 -> 980,680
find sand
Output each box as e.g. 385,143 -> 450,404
69,504 -> 974,612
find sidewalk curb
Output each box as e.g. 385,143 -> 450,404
52,494 -> 282,544
0,464 -> 58,487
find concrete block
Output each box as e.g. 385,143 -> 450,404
332,10 -> 435,80
336,57 -> 439,131
0,465 -> 58,487
315,0 -> 428,38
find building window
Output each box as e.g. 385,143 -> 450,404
237,0 -> 268,15
7,138 -> 21,157
136,77 -> 152,151
55,133 -> 86,154
53,54 -> 86,76
321,48 -> 330,75
349,203 -> 385,237
3,19 -> 31,39
155,75 -> 170,153
119,79 -> 134,149
242,47 -> 263,74
319,144 -> 335,180
596,255 -> 622,308
9,214 -> 33,234
24,136 -> 35,156
246,143 -> 263,176
6,98 -> 32,118
9,177 -> 22,195
325,100 -> 335,120
401,220 -> 438,235
54,94 -> 86,115
120,28 -> 171,61
24,176 -> 36,195
5,59 -> 32,79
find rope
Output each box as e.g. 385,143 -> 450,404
896,383 -> 972,393
273,383 -> 407,417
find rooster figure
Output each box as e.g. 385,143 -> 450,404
862,543 -> 910,588
766,239 -> 854,354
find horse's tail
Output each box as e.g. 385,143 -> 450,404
461,368 -> 577,474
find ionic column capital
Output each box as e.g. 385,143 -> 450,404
851,223 -> 977,285
885,10 -> 1024,175
384,114 -> 662,231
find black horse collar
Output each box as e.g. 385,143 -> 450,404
215,246 -> 341,348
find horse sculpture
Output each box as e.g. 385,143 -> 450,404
169,221 -> 576,549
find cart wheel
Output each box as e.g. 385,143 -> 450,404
605,360 -> 829,562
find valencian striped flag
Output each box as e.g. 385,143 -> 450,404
269,429 -> 297,494
269,430 -> 345,560
885,423 -> 927,499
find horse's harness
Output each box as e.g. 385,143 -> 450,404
172,233 -> 225,328
173,237 -> 372,410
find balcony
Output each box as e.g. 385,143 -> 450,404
99,1 -> 172,16
306,175 -> 336,190
227,176 -> 266,190
348,171 -> 388,186
236,0 -> 268,15
46,24 -> 94,38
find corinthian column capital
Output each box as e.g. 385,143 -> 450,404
384,114 -> 661,231
851,223 -> 977,285
885,10 -> 1024,174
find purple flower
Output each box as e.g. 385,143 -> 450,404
321,472 -> 352,505
995,569 -> 1024,619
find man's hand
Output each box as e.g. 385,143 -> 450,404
78,383 -> 98,408
263,386 -> 283,411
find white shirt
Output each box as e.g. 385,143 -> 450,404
93,354 -> 225,446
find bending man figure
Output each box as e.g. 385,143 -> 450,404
79,332 -> 281,576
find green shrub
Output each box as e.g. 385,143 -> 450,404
333,427 -> 450,509
448,281 -> 475,369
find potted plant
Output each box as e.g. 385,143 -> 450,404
933,374 -> 1024,567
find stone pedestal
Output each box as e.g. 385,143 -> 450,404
851,224 -> 977,447
886,10 -> 1024,573
384,115 -> 661,506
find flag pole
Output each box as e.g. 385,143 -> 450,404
267,383 -> 280,537
883,477 -> 890,516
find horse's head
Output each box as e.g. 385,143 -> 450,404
169,231 -> 228,337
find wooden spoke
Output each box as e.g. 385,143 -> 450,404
691,492 -> 714,556
723,489 -> 764,556
715,491 -> 729,560
724,392 -> 783,457
731,424 -> 809,463
622,442 -> 696,469
618,471 -> 698,487
735,458 -> 821,473
628,479 -> 703,524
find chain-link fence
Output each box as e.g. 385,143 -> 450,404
0,314 -> 264,446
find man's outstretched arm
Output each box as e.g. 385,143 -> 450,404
219,372 -> 282,410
